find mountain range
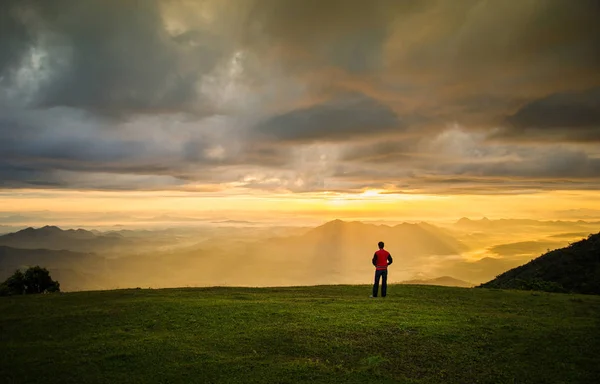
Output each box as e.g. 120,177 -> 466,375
1,220 -> 598,292
0,226 -> 135,253
454,217 -> 600,232
304,219 -> 468,256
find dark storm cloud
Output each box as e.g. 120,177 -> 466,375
254,92 -> 401,143
0,162 -> 62,188
0,105 -> 293,190
0,0 -> 228,117
377,0 -> 600,134
453,149 -> 600,180
1,0 -> 600,193
1,130 -> 145,166
234,144 -> 291,167
341,139 -> 416,164
242,0 -> 600,142
243,0 -> 424,73
499,88 -> 600,142
391,0 -> 600,80
2,0 -> 599,121
0,0 -> 34,75
0,108 -> 164,171
182,138 -> 290,167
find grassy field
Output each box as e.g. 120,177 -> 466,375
1,285 -> 599,384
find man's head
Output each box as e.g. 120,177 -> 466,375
378,241 -> 384,249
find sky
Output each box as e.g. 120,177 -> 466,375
1,0 -> 599,225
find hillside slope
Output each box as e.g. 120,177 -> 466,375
1,286 -> 599,383
479,232 -> 600,294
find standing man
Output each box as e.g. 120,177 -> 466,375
371,241 -> 393,298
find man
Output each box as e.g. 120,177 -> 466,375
371,241 -> 393,298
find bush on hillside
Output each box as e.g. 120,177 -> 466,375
512,278 -> 567,293
479,232 -> 600,295
0,266 -> 60,296
0,270 -> 26,296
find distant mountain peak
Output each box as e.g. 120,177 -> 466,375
40,225 -> 62,232
393,222 -> 419,228
4,225 -> 98,239
66,228 -> 93,233
319,219 -> 351,228
456,217 -> 492,226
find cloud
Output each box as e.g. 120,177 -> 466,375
499,87 -> 600,142
453,148 -> 600,180
0,102 -> 298,191
385,1 -> 600,83
1,0 -> 599,194
341,139 -> 416,164
334,127 -> 600,194
241,0 -> 425,74
0,0 -> 232,117
0,165 -> 186,191
254,92 -> 401,143
0,0 -> 33,76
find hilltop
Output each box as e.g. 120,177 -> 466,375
1,285 -> 598,383
480,232 -> 600,294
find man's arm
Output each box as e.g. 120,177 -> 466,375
372,253 -> 377,266
387,254 -> 393,266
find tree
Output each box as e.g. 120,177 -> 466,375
0,266 -> 60,296
0,270 -> 26,296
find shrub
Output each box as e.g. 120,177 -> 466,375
0,266 -> 60,296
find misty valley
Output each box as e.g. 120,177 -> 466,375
1,218 -> 598,292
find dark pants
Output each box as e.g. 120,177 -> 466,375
373,269 -> 388,297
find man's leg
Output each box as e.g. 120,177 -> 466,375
381,270 -> 388,297
372,270 -> 381,297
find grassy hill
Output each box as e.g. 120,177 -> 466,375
1,285 -> 599,383
480,232 -> 600,294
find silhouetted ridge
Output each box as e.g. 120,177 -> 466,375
479,232 -> 600,294
305,219 -> 468,257
3,226 -> 95,239
0,226 -> 129,252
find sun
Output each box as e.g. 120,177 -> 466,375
360,189 -> 384,198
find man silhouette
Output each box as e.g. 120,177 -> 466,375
371,241 -> 393,298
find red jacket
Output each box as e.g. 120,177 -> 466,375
372,249 -> 393,270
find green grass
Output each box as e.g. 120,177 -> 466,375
1,285 -> 599,384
